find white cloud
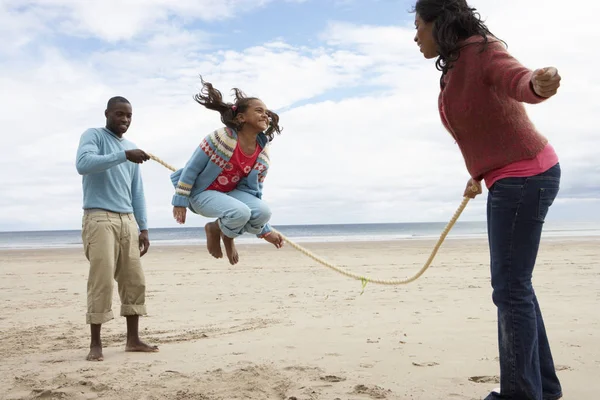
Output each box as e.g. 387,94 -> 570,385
0,0 -> 598,232
1,0 -> 274,42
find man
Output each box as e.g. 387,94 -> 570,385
76,96 -> 158,361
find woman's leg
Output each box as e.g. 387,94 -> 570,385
485,164 -> 562,400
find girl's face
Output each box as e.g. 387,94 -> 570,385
414,14 -> 437,59
238,100 -> 270,133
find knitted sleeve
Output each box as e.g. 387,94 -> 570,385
171,137 -> 211,208
76,128 -> 127,175
481,40 -> 547,104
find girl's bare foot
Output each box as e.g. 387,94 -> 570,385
221,234 -> 239,265
205,221 -> 223,259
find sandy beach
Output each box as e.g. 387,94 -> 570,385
0,237 -> 598,400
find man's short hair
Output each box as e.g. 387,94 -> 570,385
107,96 -> 130,109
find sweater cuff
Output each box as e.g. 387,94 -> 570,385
118,150 -> 128,163
171,194 -> 189,208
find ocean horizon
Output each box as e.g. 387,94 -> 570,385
0,220 -> 598,250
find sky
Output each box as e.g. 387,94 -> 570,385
0,0 -> 598,232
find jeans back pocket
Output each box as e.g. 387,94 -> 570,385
536,187 -> 559,223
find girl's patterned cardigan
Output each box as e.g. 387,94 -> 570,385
170,126 -> 272,237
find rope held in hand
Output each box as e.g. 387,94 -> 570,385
147,153 -> 472,287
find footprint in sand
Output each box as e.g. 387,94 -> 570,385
469,375 -> 500,384
353,384 -> 392,399
555,365 -> 572,371
320,375 -> 346,383
31,389 -> 67,399
159,370 -> 189,378
412,361 -> 439,367
90,383 -> 110,392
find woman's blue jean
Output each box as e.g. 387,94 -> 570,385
190,189 -> 271,238
484,163 -> 563,400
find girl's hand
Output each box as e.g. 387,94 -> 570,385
531,67 -> 561,98
464,178 -> 482,198
264,232 -> 284,249
173,206 -> 187,224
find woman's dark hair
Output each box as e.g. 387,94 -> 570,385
412,0 -> 504,86
193,76 -> 282,141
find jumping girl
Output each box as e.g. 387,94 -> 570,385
171,77 -> 284,265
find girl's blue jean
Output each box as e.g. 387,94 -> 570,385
189,189 -> 271,239
484,163 -> 563,400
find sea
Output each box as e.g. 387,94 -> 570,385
0,221 -> 598,250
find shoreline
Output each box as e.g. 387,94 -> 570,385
0,233 -> 597,252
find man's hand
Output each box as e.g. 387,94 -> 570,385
531,67 -> 561,98
264,232 -> 284,249
139,230 -> 150,257
173,206 -> 187,224
126,149 -> 150,164
464,178 -> 482,198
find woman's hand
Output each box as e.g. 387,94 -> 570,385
173,206 -> 187,224
464,178 -> 482,198
531,67 -> 561,98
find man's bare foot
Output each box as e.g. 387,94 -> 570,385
221,234 -> 239,265
125,339 -> 159,353
86,344 -> 104,361
205,221 -> 223,259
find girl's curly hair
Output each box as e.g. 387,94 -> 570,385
193,76 -> 282,141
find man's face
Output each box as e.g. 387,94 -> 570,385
105,102 -> 132,135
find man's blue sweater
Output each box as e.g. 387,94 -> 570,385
76,127 -> 147,231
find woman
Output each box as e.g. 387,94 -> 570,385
412,1 -> 563,399
171,77 -> 284,265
